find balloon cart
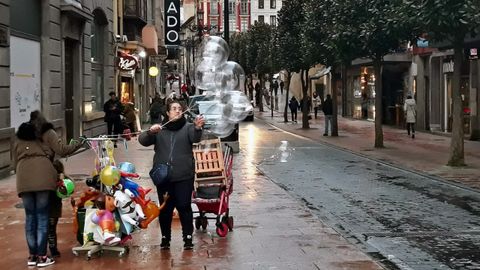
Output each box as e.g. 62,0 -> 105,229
191,138 -> 234,237
71,137 -> 167,260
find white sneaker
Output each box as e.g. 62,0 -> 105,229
37,256 -> 55,268
27,255 -> 37,266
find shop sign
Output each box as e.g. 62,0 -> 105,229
442,60 -> 454,73
165,0 -> 180,46
117,52 -> 138,71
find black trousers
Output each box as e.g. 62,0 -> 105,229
291,111 -> 297,122
47,217 -> 58,249
156,179 -> 194,240
407,123 -> 415,134
107,118 -> 123,135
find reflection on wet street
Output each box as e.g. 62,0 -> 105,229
241,120 -> 480,270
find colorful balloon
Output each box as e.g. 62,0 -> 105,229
56,178 -> 75,199
100,166 -> 120,186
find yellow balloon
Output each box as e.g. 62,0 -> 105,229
100,165 -> 120,186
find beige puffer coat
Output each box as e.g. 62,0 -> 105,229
13,122 -> 81,196
404,98 -> 417,123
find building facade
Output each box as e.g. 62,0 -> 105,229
0,0 -> 116,177
250,0 -> 282,26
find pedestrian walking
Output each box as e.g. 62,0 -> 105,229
103,91 -> 123,144
280,80 -> 285,95
361,93 -> 369,119
288,96 -> 300,123
404,94 -> 417,138
272,80 -> 279,96
254,82 -> 261,106
313,93 -> 321,119
149,95 -> 164,124
138,101 -> 205,250
247,82 -> 254,102
14,111 -> 83,267
122,102 -> 137,133
322,94 -> 333,136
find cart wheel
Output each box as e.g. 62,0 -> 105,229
72,251 -> 78,256
195,217 -> 201,230
86,255 -> 91,261
216,223 -> 229,237
201,217 -> 208,230
119,251 -> 125,257
227,216 -> 234,231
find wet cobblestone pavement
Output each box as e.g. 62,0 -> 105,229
246,120 -> 480,270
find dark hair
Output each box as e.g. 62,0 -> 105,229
29,110 -> 48,138
109,91 -> 116,96
166,100 -> 184,112
407,95 -> 412,99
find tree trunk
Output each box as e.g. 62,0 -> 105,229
373,58 -> 384,148
283,71 -> 291,122
447,39 -> 466,166
331,68 -> 339,136
300,69 -> 310,129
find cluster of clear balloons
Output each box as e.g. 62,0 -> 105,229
194,36 -> 253,138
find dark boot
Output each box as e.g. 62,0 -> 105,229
160,236 -> 170,250
183,235 -> 193,250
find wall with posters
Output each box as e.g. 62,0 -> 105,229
9,36 -> 41,129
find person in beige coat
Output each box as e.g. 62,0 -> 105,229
14,111 -> 82,267
404,95 -> 417,139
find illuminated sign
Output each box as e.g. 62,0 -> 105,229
165,0 -> 180,46
117,52 -> 138,71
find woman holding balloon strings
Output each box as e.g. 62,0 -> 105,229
139,100 -> 205,250
14,110 -> 84,267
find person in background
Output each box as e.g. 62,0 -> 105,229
404,94 -> 417,138
322,94 -> 333,136
149,95 -> 164,124
14,111 -> 83,267
272,80 -> 279,96
103,91 -> 123,145
361,93 -> 369,119
288,96 -> 300,123
139,101 -> 205,251
313,92 -> 321,119
122,102 -> 137,133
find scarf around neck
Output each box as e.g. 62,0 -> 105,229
162,116 -> 186,131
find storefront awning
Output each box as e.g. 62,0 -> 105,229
310,66 -> 331,80
142,25 -> 158,55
